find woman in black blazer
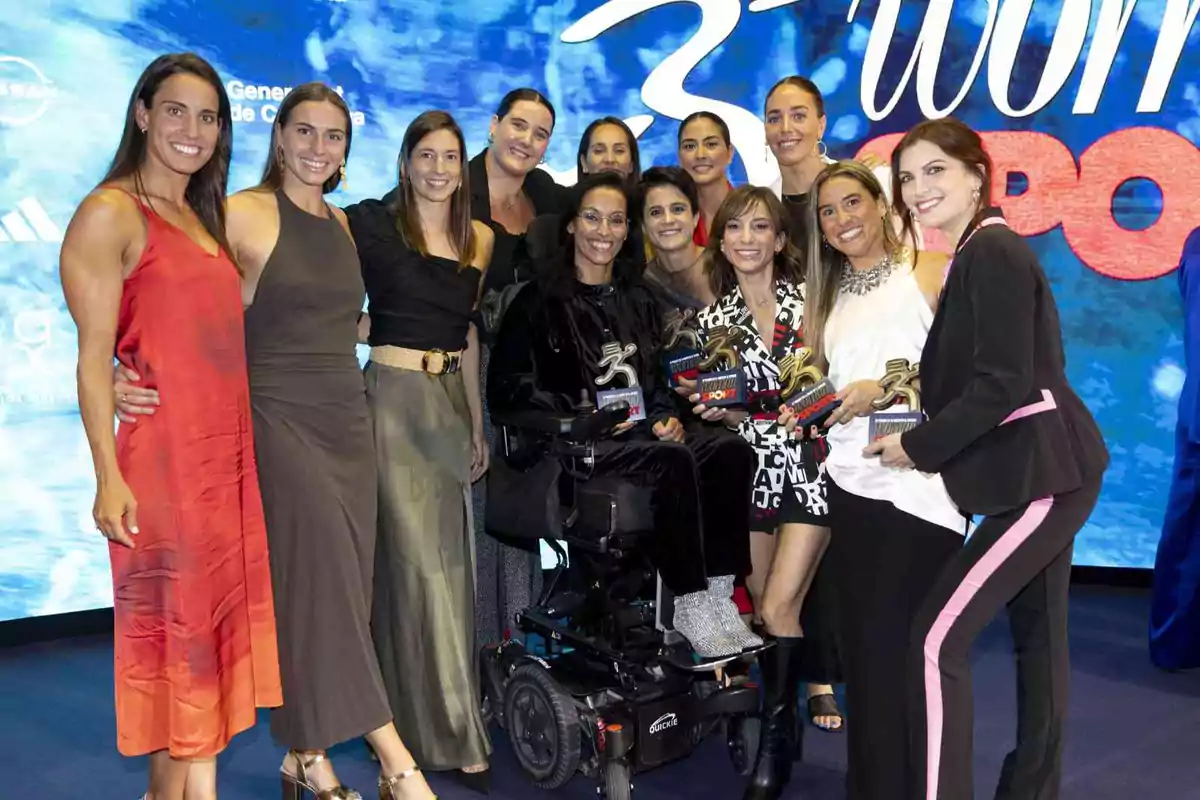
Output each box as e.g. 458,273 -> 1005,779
864,118 -> 1109,800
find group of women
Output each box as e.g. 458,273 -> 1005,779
62,49 -> 1108,800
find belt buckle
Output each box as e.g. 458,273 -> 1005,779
422,349 -> 448,375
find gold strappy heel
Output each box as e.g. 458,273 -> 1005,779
379,765 -> 436,800
280,751 -> 362,800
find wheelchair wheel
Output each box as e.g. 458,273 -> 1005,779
502,662 -> 581,789
726,713 -> 761,777
603,758 -> 632,799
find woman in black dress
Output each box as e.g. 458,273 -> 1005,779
468,88 -> 568,652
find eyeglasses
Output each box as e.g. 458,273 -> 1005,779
577,210 -> 628,231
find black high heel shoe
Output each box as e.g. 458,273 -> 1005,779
452,767 -> 491,795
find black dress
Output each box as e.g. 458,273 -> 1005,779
467,151 -> 569,649
488,274 -> 754,590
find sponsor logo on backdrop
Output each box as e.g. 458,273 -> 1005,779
226,79 -> 366,126
0,56 -> 56,127
563,0 -> 1200,281
0,198 -> 61,243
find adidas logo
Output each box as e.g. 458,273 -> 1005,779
0,197 -> 61,242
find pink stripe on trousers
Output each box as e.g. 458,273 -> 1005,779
922,496 -> 1055,800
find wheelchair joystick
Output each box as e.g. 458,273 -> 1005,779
576,389 -> 596,413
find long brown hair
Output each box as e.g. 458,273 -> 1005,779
389,110 -> 475,268
704,185 -> 804,298
804,160 -> 906,370
256,82 -> 353,194
891,117 -> 993,250
101,52 -> 234,266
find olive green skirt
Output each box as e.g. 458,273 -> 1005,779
365,360 -> 491,770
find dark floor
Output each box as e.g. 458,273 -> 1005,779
2,585 -> 1198,798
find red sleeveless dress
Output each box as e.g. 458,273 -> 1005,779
110,193 -> 282,758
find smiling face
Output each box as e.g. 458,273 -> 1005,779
816,175 -> 888,261
581,122 -> 634,178
405,128 -> 462,203
719,200 -> 783,278
678,117 -> 733,188
275,100 -> 348,189
569,186 -> 629,271
135,72 -> 221,176
764,83 -> 826,168
489,99 -> 553,177
642,184 -> 698,253
897,138 -> 983,236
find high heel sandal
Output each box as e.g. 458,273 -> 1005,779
280,751 -> 362,800
378,765 -> 437,800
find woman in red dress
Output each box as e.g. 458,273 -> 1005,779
59,52 -> 282,800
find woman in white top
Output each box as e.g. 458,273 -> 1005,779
791,160 -> 967,800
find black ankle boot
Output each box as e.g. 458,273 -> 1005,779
743,635 -> 805,800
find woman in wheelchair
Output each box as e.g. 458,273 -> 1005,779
487,171 -> 761,660
693,185 -> 835,800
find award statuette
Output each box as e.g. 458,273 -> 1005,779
867,358 -> 924,441
595,340 -> 647,421
695,326 -> 747,407
660,309 -> 703,388
778,346 -> 842,428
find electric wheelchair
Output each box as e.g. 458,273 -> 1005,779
479,396 -> 767,798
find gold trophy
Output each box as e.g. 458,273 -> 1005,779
868,358 -> 924,441
778,346 -> 841,427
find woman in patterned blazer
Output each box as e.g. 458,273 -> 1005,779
692,185 -> 831,800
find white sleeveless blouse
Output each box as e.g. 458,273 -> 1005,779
823,266 -> 967,534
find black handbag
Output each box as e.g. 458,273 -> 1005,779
483,446 -> 564,550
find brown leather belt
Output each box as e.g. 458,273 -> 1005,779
369,345 -> 463,375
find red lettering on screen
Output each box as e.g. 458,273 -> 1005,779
856,126 -> 1200,281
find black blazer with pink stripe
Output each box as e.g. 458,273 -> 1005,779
901,208 -> 1109,516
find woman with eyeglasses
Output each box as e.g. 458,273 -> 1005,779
489,171 -> 759,658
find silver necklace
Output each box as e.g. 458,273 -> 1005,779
840,252 -> 897,296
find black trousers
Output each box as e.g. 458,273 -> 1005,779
827,479 -> 963,800
910,477 -> 1102,800
591,428 -> 754,595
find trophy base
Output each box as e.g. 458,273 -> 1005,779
597,387 -> 647,421
868,411 -> 923,442
783,377 -> 842,429
697,368 -> 746,408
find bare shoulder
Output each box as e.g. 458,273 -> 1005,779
472,219 -> 495,268
228,187 -> 276,220
63,186 -> 142,254
226,189 -> 280,277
